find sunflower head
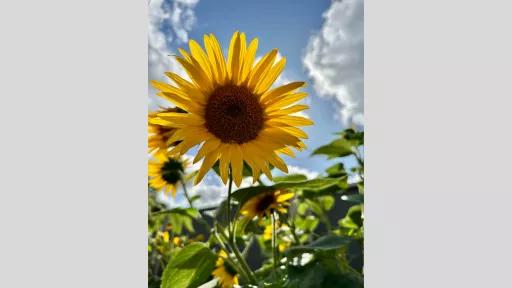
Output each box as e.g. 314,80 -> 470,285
240,189 -> 295,220
150,31 -> 313,186
148,153 -> 188,197
148,107 -> 185,156
212,250 -> 239,288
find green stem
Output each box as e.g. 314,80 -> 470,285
227,166 -> 233,242
232,242 -> 257,284
272,211 -> 279,279
288,219 -> 301,244
222,168 -> 257,285
181,179 -> 194,208
216,225 -> 254,285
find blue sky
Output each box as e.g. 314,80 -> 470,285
148,0 -> 363,207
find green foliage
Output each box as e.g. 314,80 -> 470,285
160,243 -> 217,288
286,235 -> 352,256
148,128 -> 364,288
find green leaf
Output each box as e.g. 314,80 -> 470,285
318,196 -> 335,211
297,202 -> 309,216
295,215 -> 320,232
312,139 -> 354,159
160,243 -> 216,288
339,205 -> 363,229
325,163 -> 347,178
190,195 -> 201,203
286,235 -> 352,255
231,178 -> 341,208
274,174 -> 308,183
285,249 -> 363,288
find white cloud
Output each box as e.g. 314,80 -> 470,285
148,0 -> 198,110
303,0 -> 364,126
287,165 -> 320,179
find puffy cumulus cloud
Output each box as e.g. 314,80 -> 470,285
148,0 -> 198,110
303,0 -> 364,126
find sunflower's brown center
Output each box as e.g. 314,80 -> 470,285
256,193 -> 276,213
161,158 -> 184,184
204,85 -> 264,144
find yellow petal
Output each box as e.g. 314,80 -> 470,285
195,150 -> 221,185
194,137 -> 221,163
226,31 -> 239,80
265,92 -> 308,109
230,145 -> 244,187
260,82 -> 305,102
247,49 -> 278,90
255,57 -> 286,94
268,115 -> 314,126
240,38 -> 258,83
267,104 -> 309,115
189,39 -> 213,81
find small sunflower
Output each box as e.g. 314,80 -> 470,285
240,190 -> 294,219
148,153 -> 188,197
262,222 -> 291,252
150,31 -> 312,186
212,250 -> 239,288
148,107 -> 183,156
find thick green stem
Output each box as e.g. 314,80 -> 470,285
227,166 -> 233,242
223,168 -> 257,285
272,211 -> 279,278
232,242 -> 257,284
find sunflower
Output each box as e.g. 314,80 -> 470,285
263,223 -> 292,253
240,189 -> 294,219
150,31 -> 312,186
212,250 -> 239,288
148,153 -> 188,197
148,107 -> 184,156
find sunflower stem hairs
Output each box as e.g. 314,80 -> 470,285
150,31 -> 313,186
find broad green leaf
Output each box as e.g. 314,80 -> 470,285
312,139 -> 354,159
231,178 -> 341,208
273,174 -> 308,183
285,249 -> 363,288
286,235 -> 352,255
160,243 -> 216,288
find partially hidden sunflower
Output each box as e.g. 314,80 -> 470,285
212,250 -> 239,288
240,189 -> 294,220
148,107 -> 184,156
148,153 -> 188,197
150,31 -> 313,186
262,222 -> 292,253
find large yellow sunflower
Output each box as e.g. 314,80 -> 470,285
148,107 -> 183,156
240,189 -> 294,219
148,153 -> 188,197
212,250 -> 239,288
150,31 -> 312,186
